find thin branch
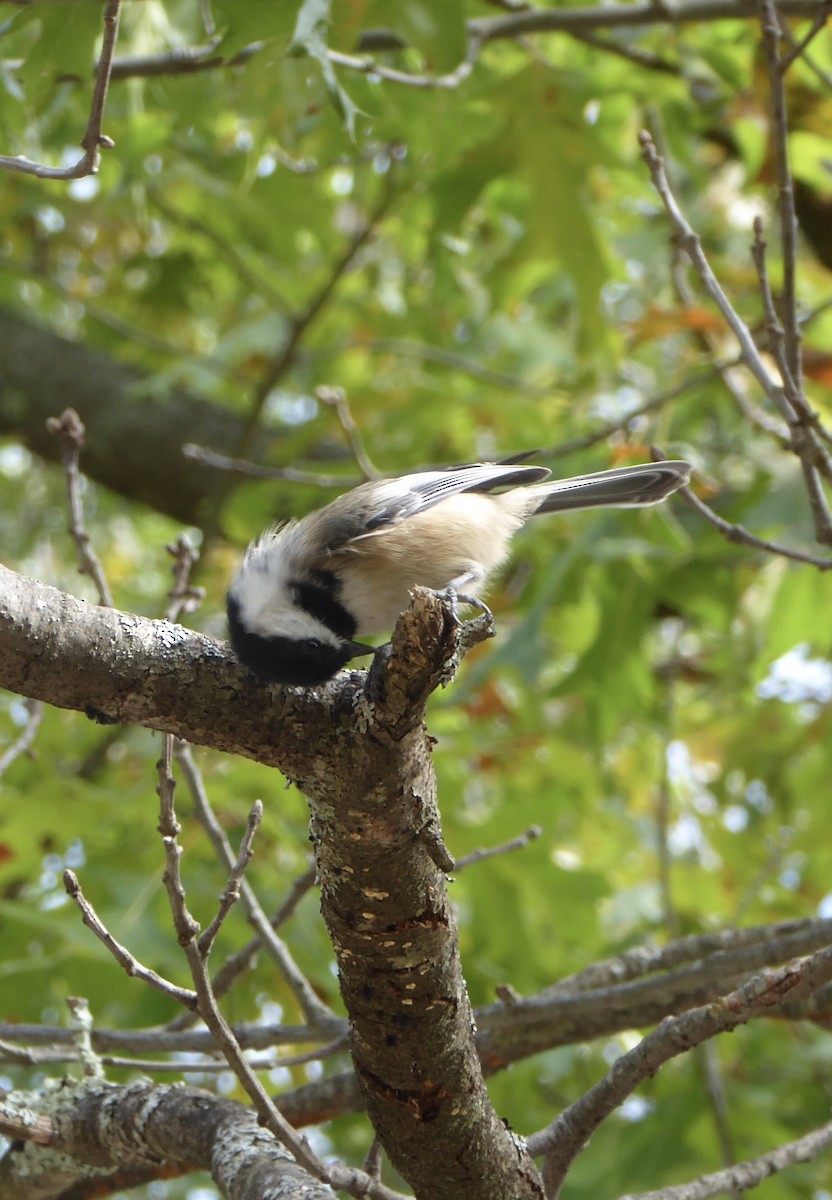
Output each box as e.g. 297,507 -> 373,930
316,335 -> 557,397
694,1041 -> 743,1200
640,131 -> 832,541
197,800 -> 263,958
199,181 -> 397,545
97,2 -> 829,90
316,385 -> 381,480
174,742 -> 338,1029
109,39 -> 265,80
163,534 -> 204,623
777,0 -> 832,72
657,206 -> 792,448
535,942 -> 832,1195
327,42 -> 481,90
656,672 -> 679,939
165,861 -> 320,1032
148,188 -> 294,315
757,0 -> 803,384
750,217 -> 800,401
65,996 -> 104,1079
0,698 -> 44,779
182,442 -> 361,488
99,1033 -> 350,1074
63,869 -> 199,1010
454,826 -> 542,872
237,180 -> 397,465
638,132 -> 787,413
543,365 -> 741,459
155,740 -> 406,1200
535,917 -> 832,1000
0,0 -> 122,179
46,408 -> 113,607
560,28 -> 681,73
755,1 -> 832,543
677,477 -> 832,570
616,1117 -> 832,1200
469,0 -> 826,42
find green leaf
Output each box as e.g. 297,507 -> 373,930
289,0 -> 362,137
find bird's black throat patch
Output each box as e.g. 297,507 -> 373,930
227,593 -> 354,686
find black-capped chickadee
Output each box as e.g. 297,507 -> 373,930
227,456 -> 691,686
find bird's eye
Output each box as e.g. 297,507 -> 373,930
304,638 -> 322,653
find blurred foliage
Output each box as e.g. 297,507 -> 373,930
1,2 -> 832,1198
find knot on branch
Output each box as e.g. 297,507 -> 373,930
366,587 -> 494,732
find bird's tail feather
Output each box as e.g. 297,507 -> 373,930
530,461 -> 691,515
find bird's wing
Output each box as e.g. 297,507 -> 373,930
324,461 -> 550,551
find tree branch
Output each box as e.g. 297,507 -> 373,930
0,0 -> 121,180
617,1117 -> 832,1200
0,565 -> 543,1199
534,943 -> 832,1195
0,307 -> 282,527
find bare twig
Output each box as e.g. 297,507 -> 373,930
328,335 -> 557,397
237,180 -> 397,466
640,132 -> 832,541
534,942 -> 832,1195
639,133 -> 785,410
327,41 -> 482,90
164,534 -> 204,623
63,869 -> 198,1010
182,442 -> 361,488
99,1032 -> 350,1074
155,740 -> 406,1200
757,0 -> 803,383
534,917 -> 832,1000
363,1137 -> 384,1178
656,202 -> 793,448
564,28 -> 681,72
0,698 -> 44,779
694,1041 -> 742,1200
46,408 -> 113,607
198,182 -> 397,546
165,861 -> 320,1033
777,0 -> 832,72
548,367 -> 733,457
317,385 -> 381,479
174,742 -> 337,1028
755,0 -> 832,542
0,0 -> 122,179
454,826 -> 542,871
678,478 -> 832,570
110,40 -> 265,80
65,996 -> 104,1079
197,800 -> 263,958
750,217 -> 800,401
469,0 -> 827,43
617,1117 -> 832,1200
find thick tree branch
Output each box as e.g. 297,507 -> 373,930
535,944 -> 832,1195
0,307 -> 278,526
0,1078 -> 336,1200
0,565 -> 542,1199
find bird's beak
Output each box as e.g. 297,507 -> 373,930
345,640 -> 375,659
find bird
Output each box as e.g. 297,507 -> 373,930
226,456 -> 692,687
